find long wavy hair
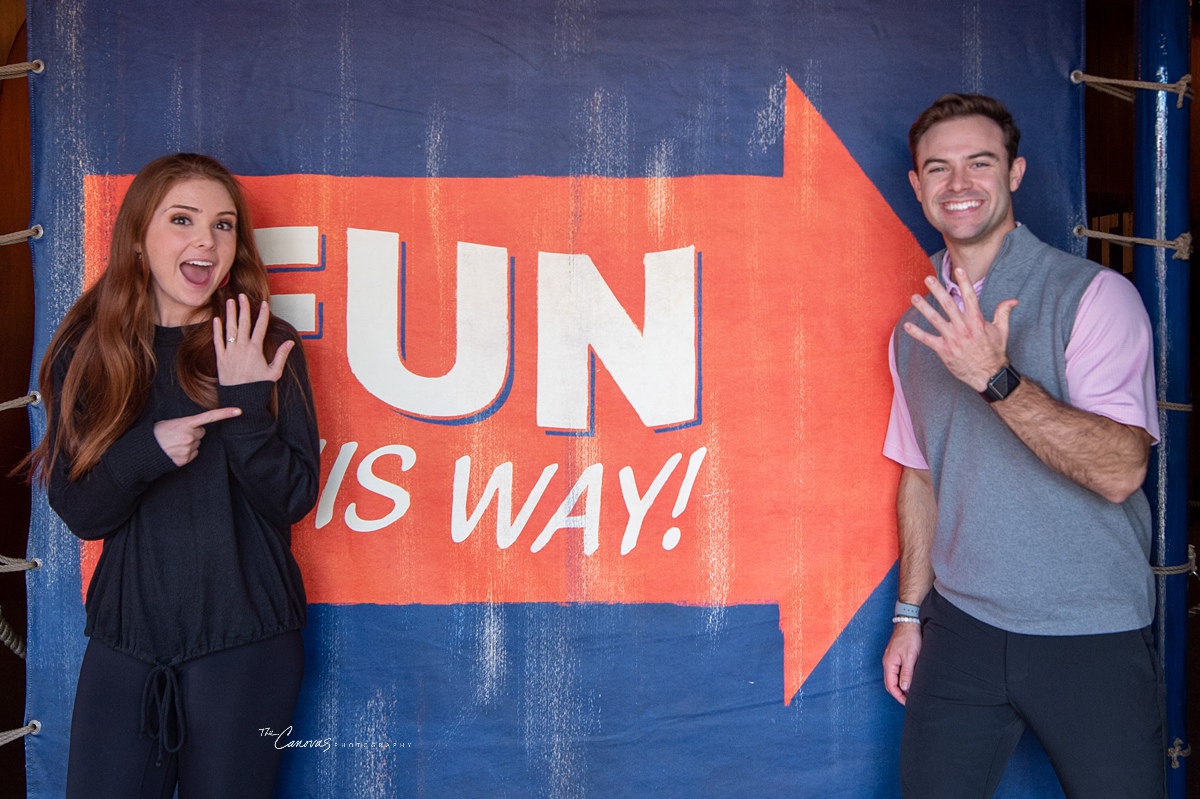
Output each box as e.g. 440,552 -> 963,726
28,153 -> 288,484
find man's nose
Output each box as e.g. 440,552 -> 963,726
947,165 -> 970,192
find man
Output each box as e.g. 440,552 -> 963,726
880,93 -> 1165,798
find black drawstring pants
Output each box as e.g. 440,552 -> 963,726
65,631 -> 305,799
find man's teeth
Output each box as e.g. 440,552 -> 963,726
944,201 -> 981,211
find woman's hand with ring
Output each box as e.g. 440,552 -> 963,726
213,294 -> 294,385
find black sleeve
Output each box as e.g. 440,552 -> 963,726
45,357 -> 178,541
216,338 -> 321,527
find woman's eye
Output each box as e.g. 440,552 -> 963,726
171,215 -> 191,225
215,220 -> 234,231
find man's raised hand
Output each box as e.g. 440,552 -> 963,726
903,268 -> 1017,391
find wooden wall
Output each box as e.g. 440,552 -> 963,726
0,0 -> 32,794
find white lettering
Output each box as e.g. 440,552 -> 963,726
269,293 -> 317,334
537,246 -> 696,430
618,453 -> 683,555
315,441 -> 358,530
346,230 -> 510,418
530,463 -> 604,555
451,457 -> 559,548
255,226 -> 319,266
345,444 -> 416,533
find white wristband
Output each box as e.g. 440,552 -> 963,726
892,616 -> 921,625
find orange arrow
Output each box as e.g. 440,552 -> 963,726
82,76 -> 930,702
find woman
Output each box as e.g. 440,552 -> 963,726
28,153 -> 320,797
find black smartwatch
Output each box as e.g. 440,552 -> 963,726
981,365 -> 1021,403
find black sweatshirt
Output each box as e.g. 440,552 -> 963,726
47,325 -> 321,665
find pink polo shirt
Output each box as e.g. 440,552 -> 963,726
883,254 -> 1159,469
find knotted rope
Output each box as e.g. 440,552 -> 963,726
1072,226 -> 1191,261
1071,69 -> 1192,109
0,60 -> 42,81
0,606 -> 24,659
1152,544 -> 1195,576
0,720 -> 39,748
0,392 -> 39,413
0,555 -> 39,574
0,225 -> 42,248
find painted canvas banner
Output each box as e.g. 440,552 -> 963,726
26,2 -> 1086,797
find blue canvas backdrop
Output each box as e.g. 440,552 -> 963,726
24,1 -> 1085,796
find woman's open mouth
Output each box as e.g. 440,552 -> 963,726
179,259 -> 215,287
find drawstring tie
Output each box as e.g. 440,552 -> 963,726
140,661 -> 185,766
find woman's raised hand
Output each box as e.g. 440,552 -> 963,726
212,294 -> 295,386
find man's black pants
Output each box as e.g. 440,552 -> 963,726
901,589 -> 1166,799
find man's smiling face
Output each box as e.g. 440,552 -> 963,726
908,114 -> 1025,250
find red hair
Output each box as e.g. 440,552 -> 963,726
28,153 -> 289,484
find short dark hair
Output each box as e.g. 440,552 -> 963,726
908,93 -> 1021,170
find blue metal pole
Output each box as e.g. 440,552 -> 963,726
1131,1 -> 1190,795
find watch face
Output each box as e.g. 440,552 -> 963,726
984,366 -> 1020,402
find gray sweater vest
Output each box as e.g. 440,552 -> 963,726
893,226 -> 1154,634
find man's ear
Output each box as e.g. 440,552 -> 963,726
1008,156 -> 1027,192
908,170 -> 923,202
